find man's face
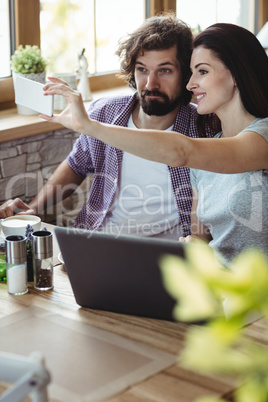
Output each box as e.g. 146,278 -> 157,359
134,45 -> 183,116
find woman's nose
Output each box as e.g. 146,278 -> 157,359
186,75 -> 197,92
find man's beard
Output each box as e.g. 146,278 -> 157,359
139,89 -> 181,116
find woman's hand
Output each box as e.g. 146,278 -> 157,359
40,77 -> 90,133
179,235 -> 194,243
179,234 -> 211,244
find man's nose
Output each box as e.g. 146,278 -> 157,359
145,72 -> 160,91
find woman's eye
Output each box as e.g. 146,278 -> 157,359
199,69 -> 208,75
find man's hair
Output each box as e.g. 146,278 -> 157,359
116,13 -> 193,105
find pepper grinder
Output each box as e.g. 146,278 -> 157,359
5,235 -> 28,295
32,231 -> 53,291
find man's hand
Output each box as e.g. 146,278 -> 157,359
40,77 -> 89,134
0,198 -> 36,218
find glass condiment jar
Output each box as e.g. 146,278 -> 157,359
32,231 -> 53,291
5,235 -> 28,295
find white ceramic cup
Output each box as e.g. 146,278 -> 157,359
0,215 -> 41,237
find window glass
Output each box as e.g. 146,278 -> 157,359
0,0 -> 12,78
95,0 -> 145,72
176,0 -> 255,33
40,0 -> 145,75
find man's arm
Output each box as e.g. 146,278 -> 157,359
29,160 -> 85,215
0,160 -> 85,219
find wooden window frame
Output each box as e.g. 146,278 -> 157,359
258,0 -> 268,30
150,0 -> 176,15
0,0 -> 41,110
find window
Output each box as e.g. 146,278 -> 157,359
0,0 -> 14,78
176,0 -> 256,33
0,0 -> 267,111
40,0 -> 145,75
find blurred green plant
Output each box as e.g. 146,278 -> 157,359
160,242 -> 268,402
0,254 -> 6,282
191,24 -> 202,38
11,45 -> 47,74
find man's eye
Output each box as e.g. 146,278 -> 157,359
161,68 -> 171,73
136,67 -> 147,72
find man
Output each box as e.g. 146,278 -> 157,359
0,13 -> 217,238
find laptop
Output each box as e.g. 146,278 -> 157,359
55,227 -> 185,321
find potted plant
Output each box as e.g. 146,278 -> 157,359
11,45 -> 48,115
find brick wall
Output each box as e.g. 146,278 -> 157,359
0,128 -> 93,226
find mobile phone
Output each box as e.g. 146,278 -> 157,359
14,75 -> 54,116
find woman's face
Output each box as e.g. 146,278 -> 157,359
187,46 -> 237,116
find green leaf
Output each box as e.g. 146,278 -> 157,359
0,259 -> 6,281
186,241 -> 225,279
11,45 -> 47,74
181,326 -> 250,375
160,254 -> 222,321
235,377 -> 268,402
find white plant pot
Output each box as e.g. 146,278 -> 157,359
13,72 -> 46,115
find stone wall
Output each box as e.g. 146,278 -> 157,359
0,128 -> 93,226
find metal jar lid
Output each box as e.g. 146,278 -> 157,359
5,235 -> 27,264
32,231 -> 53,259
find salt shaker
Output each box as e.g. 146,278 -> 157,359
32,231 -> 53,290
5,235 -> 28,295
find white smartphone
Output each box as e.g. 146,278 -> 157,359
14,75 -> 54,116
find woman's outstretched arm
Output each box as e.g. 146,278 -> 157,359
41,78 -> 268,173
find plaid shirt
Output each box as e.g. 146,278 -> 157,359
67,93 -> 214,236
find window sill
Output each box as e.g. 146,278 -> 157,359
0,85 -> 131,144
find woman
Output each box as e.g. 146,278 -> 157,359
42,23 -> 268,264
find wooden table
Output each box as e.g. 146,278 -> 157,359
0,224 -> 267,401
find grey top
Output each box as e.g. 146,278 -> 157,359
190,118 -> 268,264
